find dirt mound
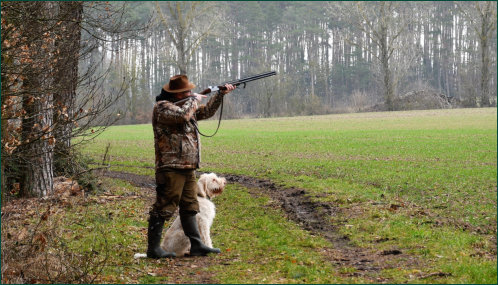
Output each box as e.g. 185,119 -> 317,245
393,90 -> 453,110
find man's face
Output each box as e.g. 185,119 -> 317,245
174,90 -> 192,100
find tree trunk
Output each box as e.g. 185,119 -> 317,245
479,2 -> 493,107
480,37 -> 490,107
53,2 -> 83,165
177,24 -> 188,74
379,22 -> 394,111
19,2 -> 56,197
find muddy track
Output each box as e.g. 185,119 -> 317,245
101,170 -> 414,281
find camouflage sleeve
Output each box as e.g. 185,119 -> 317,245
195,92 -> 224,121
155,97 -> 199,125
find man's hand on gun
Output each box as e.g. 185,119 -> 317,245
220,83 -> 236,95
192,93 -> 207,102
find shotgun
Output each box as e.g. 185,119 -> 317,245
175,71 -> 277,105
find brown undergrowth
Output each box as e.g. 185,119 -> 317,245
1,194 -> 108,284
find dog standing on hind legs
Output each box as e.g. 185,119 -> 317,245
161,173 -> 226,257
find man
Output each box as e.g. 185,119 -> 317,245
147,74 -> 235,258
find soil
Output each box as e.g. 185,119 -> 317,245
102,170 -> 422,283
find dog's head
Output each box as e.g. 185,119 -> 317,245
197,173 -> 226,199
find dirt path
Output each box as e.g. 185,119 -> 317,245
102,170 -> 420,282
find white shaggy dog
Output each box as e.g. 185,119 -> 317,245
161,173 -> 226,256
134,173 -> 226,259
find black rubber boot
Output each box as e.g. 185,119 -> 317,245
146,215 -> 176,258
180,211 -> 221,256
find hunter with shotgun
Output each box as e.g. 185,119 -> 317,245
147,71 -> 276,258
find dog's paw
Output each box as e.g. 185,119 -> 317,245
134,253 -> 147,259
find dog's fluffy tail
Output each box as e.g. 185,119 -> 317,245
134,253 -> 147,259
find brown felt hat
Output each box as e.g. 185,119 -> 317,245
163,75 -> 196,93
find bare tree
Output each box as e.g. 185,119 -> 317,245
459,1 -> 497,107
329,2 -> 415,111
155,1 -> 220,75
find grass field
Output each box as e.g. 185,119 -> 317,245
71,108 -> 497,283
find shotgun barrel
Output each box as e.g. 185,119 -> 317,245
199,71 -> 277,95
174,71 -> 277,104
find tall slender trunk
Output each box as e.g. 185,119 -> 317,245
178,27 -> 187,74
479,3 -> 492,107
379,21 -> 394,111
480,37 -> 490,106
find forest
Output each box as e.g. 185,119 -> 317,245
88,1 -> 498,123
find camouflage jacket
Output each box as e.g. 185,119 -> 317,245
152,93 -> 224,172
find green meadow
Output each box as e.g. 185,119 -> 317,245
77,108 -> 496,283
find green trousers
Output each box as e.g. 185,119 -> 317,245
150,169 -> 199,218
